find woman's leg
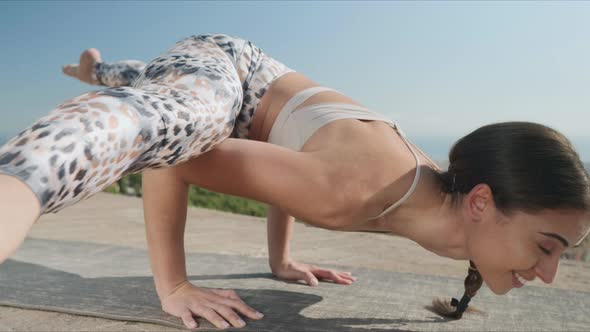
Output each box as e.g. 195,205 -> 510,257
94,59 -> 146,87
0,34 -> 244,262
211,34 -> 296,140
0,174 -> 41,263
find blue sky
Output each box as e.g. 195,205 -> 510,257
1,1 -> 590,161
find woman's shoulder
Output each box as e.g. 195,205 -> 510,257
307,122 -> 416,222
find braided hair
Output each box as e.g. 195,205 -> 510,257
430,261 -> 483,319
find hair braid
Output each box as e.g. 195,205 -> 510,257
429,261 -> 484,319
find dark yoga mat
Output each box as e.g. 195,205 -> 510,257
1,238 -> 589,331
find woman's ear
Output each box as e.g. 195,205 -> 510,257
466,184 -> 493,221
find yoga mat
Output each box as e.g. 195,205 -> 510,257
1,238 -> 588,331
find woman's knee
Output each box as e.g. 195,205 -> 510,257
0,89 -> 165,213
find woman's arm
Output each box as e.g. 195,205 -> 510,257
175,138 -> 339,229
141,167 -> 190,299
266,204 -> 358,286
141,167 -> 264,329
267,205 -> 294,270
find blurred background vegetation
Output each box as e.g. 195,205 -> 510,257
104,169 -> 590,262
103,173 -> 268,218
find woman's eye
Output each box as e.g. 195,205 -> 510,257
538,245 -> 552,256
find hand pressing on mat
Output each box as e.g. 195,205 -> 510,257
160,280 -> 264,330
271,260 -> 357,286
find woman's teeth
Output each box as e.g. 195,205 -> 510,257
515,272 -> 527,285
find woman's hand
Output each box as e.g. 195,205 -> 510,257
160,280 -> 264,330
271,260 -> 357,286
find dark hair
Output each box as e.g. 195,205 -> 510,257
430,121 -> 590,319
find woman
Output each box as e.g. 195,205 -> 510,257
1,33 -> 589,330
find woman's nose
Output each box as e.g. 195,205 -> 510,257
534,255 -> 560,284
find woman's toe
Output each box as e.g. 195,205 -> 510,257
62,64 -> 79,78
84,48 -> 102,62
79,48 -> 102,84
80,48 -> 102,67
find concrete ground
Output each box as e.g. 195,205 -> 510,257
1,192 -> 589,331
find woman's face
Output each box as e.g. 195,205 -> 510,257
462,184 -> 590,295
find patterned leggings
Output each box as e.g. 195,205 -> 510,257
0,34 -> 295,214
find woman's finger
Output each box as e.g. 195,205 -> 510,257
304,271 -> 319,286
189,302 -> 230,330
217,295 -> 265,320
326,270 -> 349,284
277,266 -> 317,286
207,301 -> 248,328
179,310 -> 198,330
339,272 -> 357,282
313,269 -> 350,284
312,268 -> 339,280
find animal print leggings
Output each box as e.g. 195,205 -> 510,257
0,33 -> 295,214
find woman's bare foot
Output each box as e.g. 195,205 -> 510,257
62,48 -> 102,85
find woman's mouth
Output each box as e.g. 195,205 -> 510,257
512,271 -> 527,288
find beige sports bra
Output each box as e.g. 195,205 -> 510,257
266,86 -> 421,221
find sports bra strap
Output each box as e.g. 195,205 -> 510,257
281,87 -> 339,114
367,131 -> 421,221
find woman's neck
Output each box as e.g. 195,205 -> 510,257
385,167 -> 470,260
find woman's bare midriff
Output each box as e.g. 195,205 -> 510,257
251,72 -> 442,228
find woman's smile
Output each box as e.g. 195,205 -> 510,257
512,271 -> 528,288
